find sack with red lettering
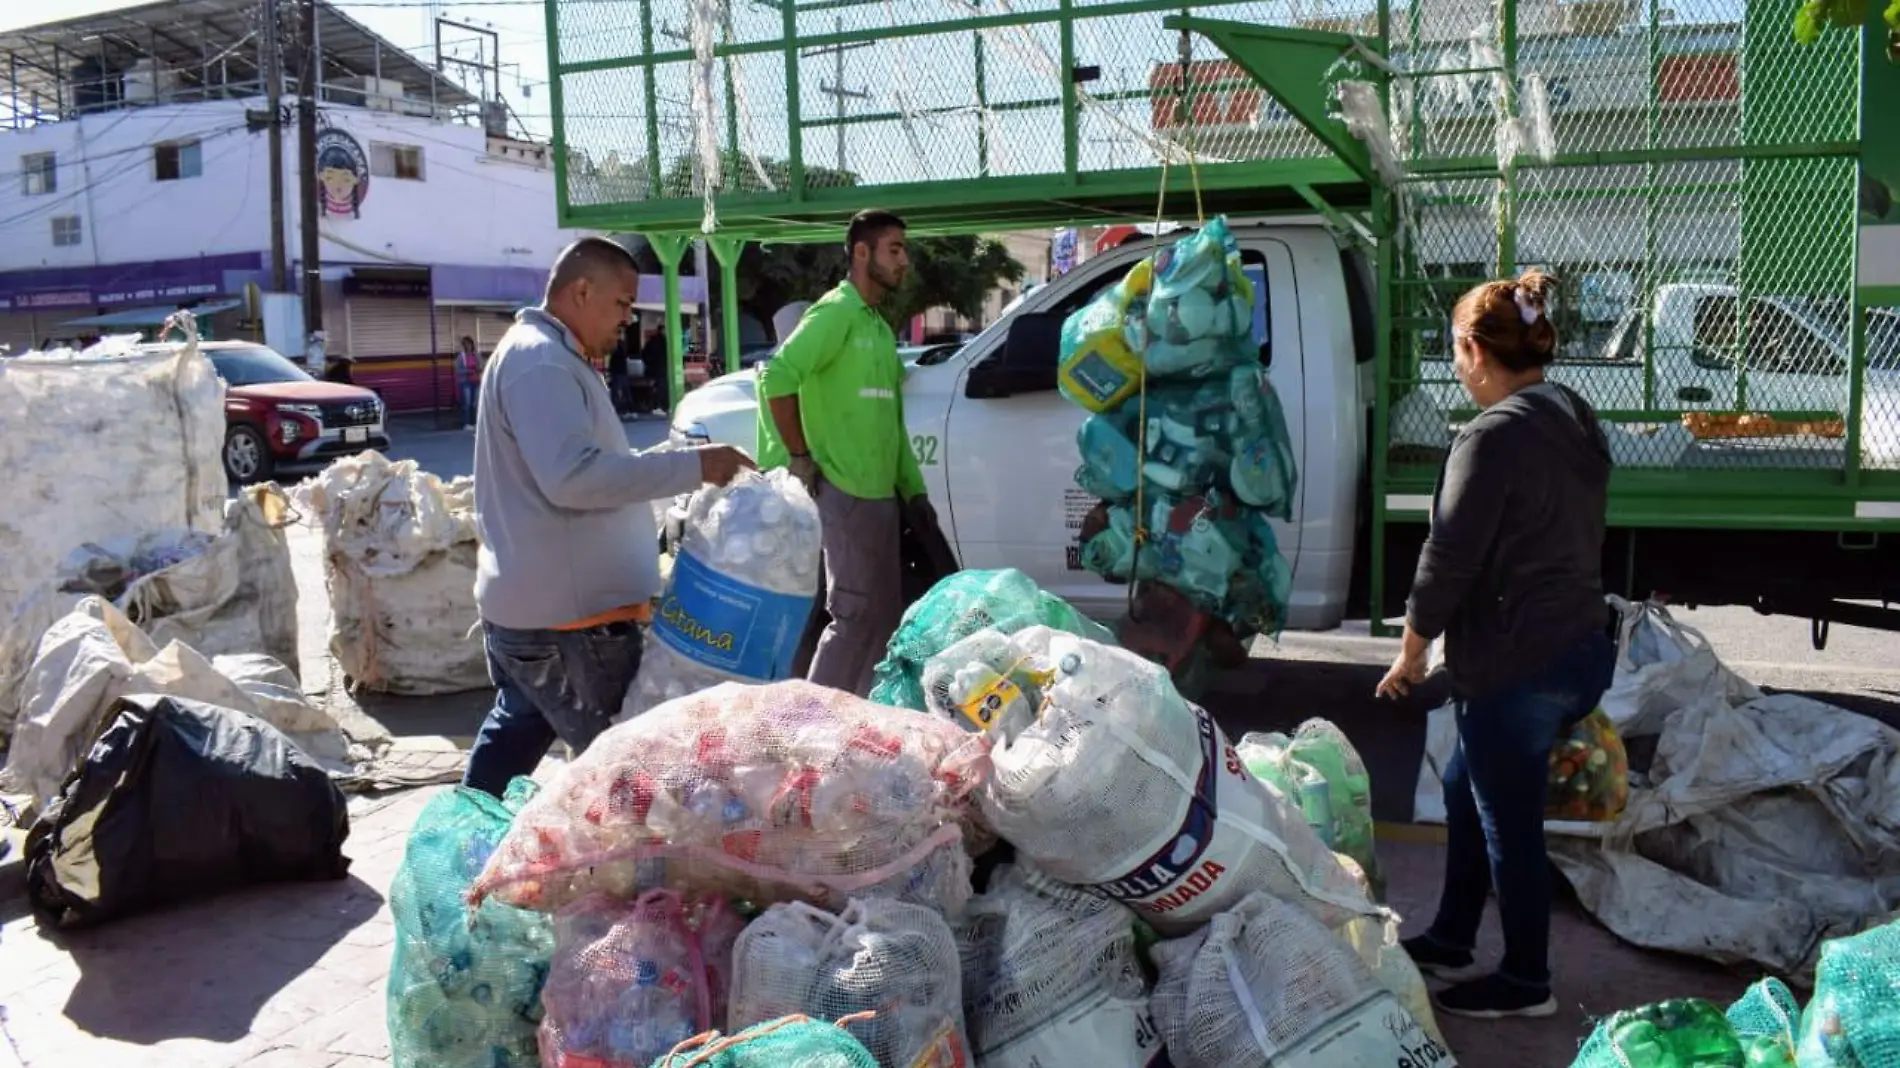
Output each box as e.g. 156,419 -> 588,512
955,861 -> 1167,1068
978,633 -> 1381,935
1151,891 -> 1456,1068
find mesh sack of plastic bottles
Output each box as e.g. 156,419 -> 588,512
386,778 -> 553,1068
1076,408 -> 1142,504
1150,891 -> 1454,1068
729,897 -> 972,1068
1544,708 -> 1631,823
869,568 -> 1113,712
624,471 -> 823,719
1236,722 -> 1384,900
955,861 -> 1165,1067
1059,257 -> 1154,413
1570,999 -> 1747,1068
978,632 -> 1380,935
1142,218 -> 1258,382
1727,979 -> 1800,1068
1795,918 -> 1900,1068
471,680 -> 988,916
1135,367 -> 1297,520
1080,494 -> 1292,640
537,889 -> 743,1067
649,1014 -> 882,1068
918,625 -> 1069,736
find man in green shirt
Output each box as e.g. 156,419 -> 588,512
757,209 -> 932,695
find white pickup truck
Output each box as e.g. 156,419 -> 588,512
670,221 -> 1900,634
671,223 -> 1368,630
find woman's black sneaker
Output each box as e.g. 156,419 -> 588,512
1433,974 -> 1558,1019
1400,934 -> 1486,982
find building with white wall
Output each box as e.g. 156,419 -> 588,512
0,0 -> 706,408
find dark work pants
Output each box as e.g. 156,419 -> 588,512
1425,630 -> 1616,987
461,620 -> 644,798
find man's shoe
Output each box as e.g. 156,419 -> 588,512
1400,934 -> 1486,982
1433,974 -> 1558,1020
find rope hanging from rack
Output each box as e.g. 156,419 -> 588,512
1124,26 -> 1209,625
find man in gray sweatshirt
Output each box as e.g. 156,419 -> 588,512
464,236 -> 753,797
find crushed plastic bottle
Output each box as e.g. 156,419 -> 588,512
623,471 -> 822,720
1572,999 -> 1746,1068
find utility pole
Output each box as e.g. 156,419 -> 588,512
802,17 -> 870,171
263,0 -> 287,292
298,0 -> 323,341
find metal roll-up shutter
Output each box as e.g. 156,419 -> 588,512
345,297 -> 437,358
0,312 -> 40,353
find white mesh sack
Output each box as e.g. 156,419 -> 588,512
471,680 -> 989,916
955,861 -> 1165,1068
1333,915 -> 1444,1047
979,633 -> 1380,934
1151,892 -> 1456,1068
538,890 -> 746,1067
623,471 -> 823,719
919,625 -> 1068,735
729,897 -> 971,1068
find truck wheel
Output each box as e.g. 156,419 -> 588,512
223,425 -> 274,484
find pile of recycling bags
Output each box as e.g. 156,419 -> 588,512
1569,915 -> 1900,1066
1059,216 -> 1298,664
388,566 -> 1452,1068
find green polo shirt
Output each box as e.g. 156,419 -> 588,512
756,282 -> 926,502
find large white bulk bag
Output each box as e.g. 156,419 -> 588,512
300,451 -> 486,695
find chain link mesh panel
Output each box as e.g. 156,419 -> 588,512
1383,0 -> 1868,474
549,0 -> 1335,227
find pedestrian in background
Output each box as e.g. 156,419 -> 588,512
1376,269 -> 1615,1020
756,208 -> 936,697
455,335 -> 483,429
463,236 -> 754,798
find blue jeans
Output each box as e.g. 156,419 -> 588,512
462,620 -> 644,798
459,380 -> 479,426
1425,630 -> 1616,987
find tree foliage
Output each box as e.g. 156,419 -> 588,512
1792,0 -> 1900,49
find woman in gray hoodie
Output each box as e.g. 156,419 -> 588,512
1377,269 -> 1616,1020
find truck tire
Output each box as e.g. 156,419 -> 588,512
223,424 -> 274,485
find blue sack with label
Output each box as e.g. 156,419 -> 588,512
623,470 -> 822,718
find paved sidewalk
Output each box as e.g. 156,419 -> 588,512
0,789 -> 432,1068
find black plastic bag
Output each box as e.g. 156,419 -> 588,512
26,693 -> 352,929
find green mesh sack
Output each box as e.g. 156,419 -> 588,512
647,1014 -> 881,1068
869,568 -> 1113,711
1726,979 -> 1799,1067
388,778 -> 554,1068
1237,720 -> 1386,902
1795,918 -> 1900,1068
1571,999 -> 1746,1068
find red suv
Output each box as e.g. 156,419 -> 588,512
146,341 -> 391,483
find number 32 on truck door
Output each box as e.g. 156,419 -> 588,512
911,434 -> 940,466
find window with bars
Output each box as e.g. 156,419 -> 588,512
51,215 -> 82,247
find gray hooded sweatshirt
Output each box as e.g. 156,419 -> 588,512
473,307 -> 703,630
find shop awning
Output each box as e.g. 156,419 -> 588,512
58,301 -> 242,330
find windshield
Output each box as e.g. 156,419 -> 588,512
1754,299 -> 1900,371
206,346 -> 314,386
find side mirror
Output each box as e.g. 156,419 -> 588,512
966,310 -> 1062,398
